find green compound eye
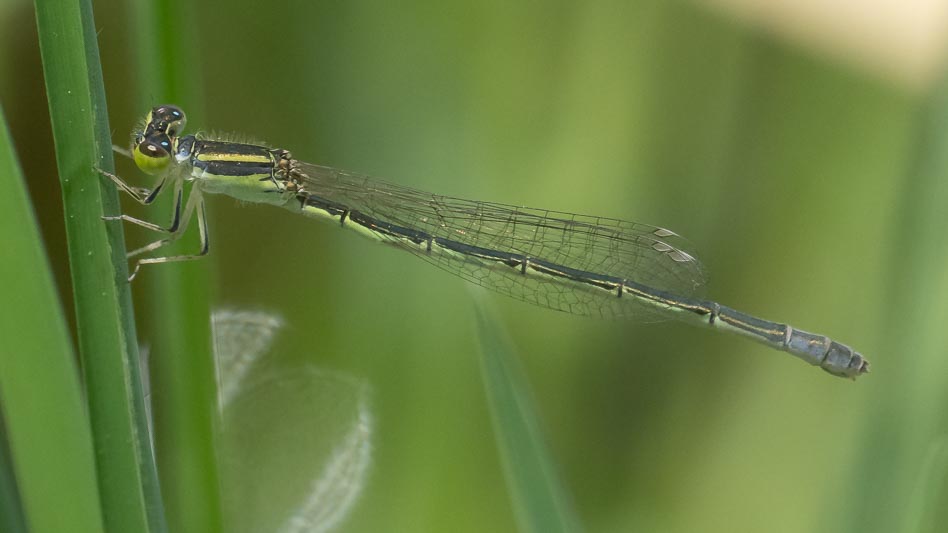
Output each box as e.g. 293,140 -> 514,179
134,134 -> 173,175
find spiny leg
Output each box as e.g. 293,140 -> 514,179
128,192 -> 210,282
104,180 -> 183,236
97,166 -> 167,205
125,183 -> 195,259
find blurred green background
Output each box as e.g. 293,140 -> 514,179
3,0 -> 947,531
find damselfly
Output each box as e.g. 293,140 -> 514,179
101,105 -> 869,379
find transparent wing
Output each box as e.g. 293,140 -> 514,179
296,163 -> 708,320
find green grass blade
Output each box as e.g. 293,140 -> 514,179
474,298 -> 583,533
846,66 -> 948,533
127,1 -> 221,531
0,106 -> 104,533
33,0 -> 164,530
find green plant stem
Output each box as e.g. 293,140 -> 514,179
475,297 -> 582,533
33,0 -> 164,530
129,1 -> 221,532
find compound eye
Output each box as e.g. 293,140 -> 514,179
134,135 -> 173,175
152,104 -> 187,136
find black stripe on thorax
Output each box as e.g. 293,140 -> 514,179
195,140 -> 275,160
192,160 -> 275,177
191,140 -> 278,177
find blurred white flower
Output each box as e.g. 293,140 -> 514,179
700,0 -> 948,90
213,309 -> 372,533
